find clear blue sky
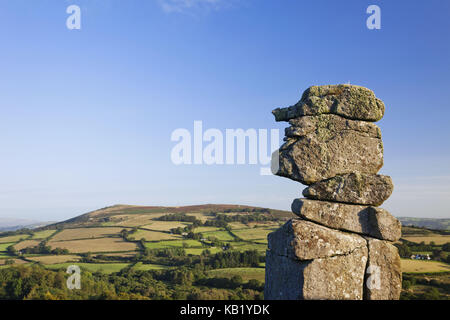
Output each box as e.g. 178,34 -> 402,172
0,0 -> 449,220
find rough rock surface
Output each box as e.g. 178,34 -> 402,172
265,245 -> 368,300
273,115 -> 384,185
364,238 -> 402,300
302,173 -> 393,206
268,219 -> 367,260
291,199 -> 401,242
272,84 -> 385,122
285,114 -> 381,139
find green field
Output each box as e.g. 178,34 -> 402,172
132,262 -> 169,271
0,242 -> 16,252
203,230 -> 235,241
231,242 -> 267,252
0,235 -> 30,244
232,227 -> 275,241
193,226 -> 222,233
45,263 -> 130,274
31,230 -> 57,240
207,267 -> 265,282
144,239 -> 204,249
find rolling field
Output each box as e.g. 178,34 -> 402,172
401,259 -> 450,273
203,230 -> 235,241
0,258 -> 27,266
45,262 -> 130,274
48,238 -> 138,253
13,240 -> 41,250
51,227 -> 125,241
144,239 -> 203,249
0,204 -> 294,284
185,247 -> 222,255
142,221 -> 190,231
193,226 -> 222,233
132,262 -> 169,271
27,255 -> 81,264
232,228 -> 275,241
403,235 -> 449,245
31,230 -> 57,240
132,229 -> 182,241
107,214 -> 167,227
0,234 -> 30,243
0,242 -> 15,252
207,268 -> 265,282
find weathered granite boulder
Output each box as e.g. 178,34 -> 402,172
272,84 -> 385,122
291,199 -> 401,242
265,219 -> 368,300
268,219 -> 367,260
285,114 -> 381,139
302,173 -> 393,206
273,114 -> 383,185
364,238 -> 402,300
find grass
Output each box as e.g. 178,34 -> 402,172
51,227 -> 125,241
231,227 -> 275,241
13,240 -> 41,250
141,221 -> 190,231
144,239 -> 203,249
231,242 -> 267,252
48,238 -> 138,253
0,234 -> 30,244
45,262 -> 130,274
193,226 -> 222,233
0,242 -> 16,252
131,230 -> 182,241
132,262 -> 169,271
403,235 -> 450,245
203,230 -> 235,241
401,259 -> 450,273
27,255 -> 80,265
0,259 -> 27,266
207,267 -> 265,282
105,214 -> 168,227
31,230 -> 58,240
185,247 -> 222,255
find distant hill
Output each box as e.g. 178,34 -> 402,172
40,203 -> 295,230
0,218 -> 54,232
398,217 -> 450,231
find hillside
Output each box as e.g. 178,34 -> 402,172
399,217 -> 450,231
0,204 -> 448,300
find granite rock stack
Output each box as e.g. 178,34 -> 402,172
265,84 -> 402,300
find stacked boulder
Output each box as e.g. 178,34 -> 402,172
265,85 -> 402,300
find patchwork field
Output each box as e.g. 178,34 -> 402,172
13,240 -> 41,250
27,255 -> 80,264
0,234 -> 30,243
144,239 -> 203,249
48,238 -> 138,253
0,242 -> 15,252
132,262 -> 169,271
203,230 -> 235,241
31,230 -> 57,240
45,262 -> 130,274
403,235 -> 449,245
132,229 -> 182,241
232,228 -> 275,241
0,258 -> 27,266
141,221 -> 189,231
51,227 -> 125,241
104,213 -> 168,227
207,267 -> 265,282
401,259 -> 450,273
